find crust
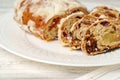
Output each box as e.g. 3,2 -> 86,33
89,6 -> 120,20
66,6 -> 89,15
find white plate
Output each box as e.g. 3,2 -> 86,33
0,2 -> 120,67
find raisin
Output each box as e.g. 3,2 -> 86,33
69,32 -> 72,37
94,13 -> 100,17
103,7 -> 109,10
77,23 -> 81,29
86,37 -> 99,54
63,32 -> 67,37
108,13 -> 116,18
76,16 -> 82,19
98,18 -> 104,21
93,23 -> 97,26
83,21 -> 91,25
100,21 -> 110,26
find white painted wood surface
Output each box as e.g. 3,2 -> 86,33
0,47 -> 97,80
0,0 -> 120,80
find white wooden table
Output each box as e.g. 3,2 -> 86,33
0,0 -> 119,80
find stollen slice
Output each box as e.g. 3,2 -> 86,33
58,12 -> 85,46
69,15 -> 97,49
81,20 -> 120,55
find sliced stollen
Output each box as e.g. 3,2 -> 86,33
14,0 -> 89,41
81,20 -> 120,56
58,12 -> 85,46
89,6 -> 120,20
69,15 -> 97,50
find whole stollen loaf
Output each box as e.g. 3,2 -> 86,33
14,0 -> 89,41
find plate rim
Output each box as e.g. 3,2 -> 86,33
1,43 -> 120,67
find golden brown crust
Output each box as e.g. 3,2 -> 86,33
89,6 -> 120,20
66,6 -> 89,15
81,20 -> 120,56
